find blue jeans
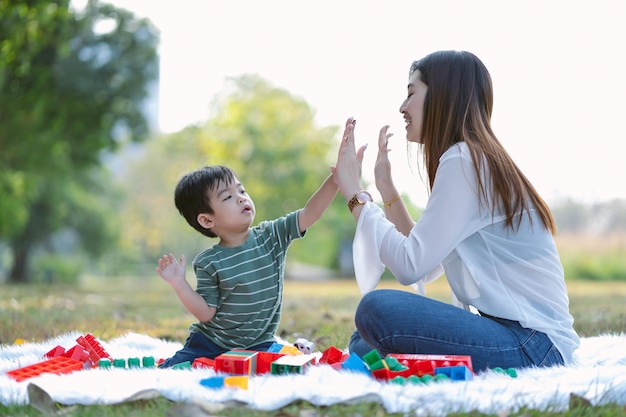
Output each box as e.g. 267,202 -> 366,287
159,331 -> 275,368
349,289 -> 563,373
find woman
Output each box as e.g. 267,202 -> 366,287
333,50 -> 579,372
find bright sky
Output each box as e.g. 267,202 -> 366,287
109,0 -> 625,207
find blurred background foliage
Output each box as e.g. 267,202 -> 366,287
1,0 -> 625,285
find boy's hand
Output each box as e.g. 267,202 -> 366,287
156,253 -> 186,285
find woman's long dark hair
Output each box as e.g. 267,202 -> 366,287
411,50 -> 556,234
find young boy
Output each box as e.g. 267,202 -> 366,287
156,163 -> 339,367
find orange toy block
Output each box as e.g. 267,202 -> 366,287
6,357 -> 84,382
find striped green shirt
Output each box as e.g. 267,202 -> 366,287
190,210 -> 303,349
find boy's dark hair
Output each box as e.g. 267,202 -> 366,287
174,165 -> 237,238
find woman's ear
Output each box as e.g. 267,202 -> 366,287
197,213 -> 214,230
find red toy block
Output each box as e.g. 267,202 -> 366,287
76,334 -> 113,367
319,346 -> 348,365
192,357 -> 216,369
252,351 -> 285,374
62,345 -> 90,362
388,354 -> 474,375
215,350 -> 257,375
6,357 -> 84,382
44,345 -> 66,358
370,366 -> 414,381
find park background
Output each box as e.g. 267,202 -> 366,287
2,0 -> 625,286
2,2 -> 625,416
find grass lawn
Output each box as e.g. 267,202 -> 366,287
1,275 -> 625,416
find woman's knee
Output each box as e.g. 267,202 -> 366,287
355,290 -> 389,327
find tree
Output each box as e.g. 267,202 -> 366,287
0,0 -> 159,282
119,74 -> 356,271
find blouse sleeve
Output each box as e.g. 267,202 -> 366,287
353,145 -> 486,291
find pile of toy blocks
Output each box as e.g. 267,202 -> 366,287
363,351 -> 474,384
6,333 -> 116,382
198,339 -> 319,389
197,341 -> 485,390
5,334 -> 516,391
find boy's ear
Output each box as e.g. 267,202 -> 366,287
197,213 -> 214,230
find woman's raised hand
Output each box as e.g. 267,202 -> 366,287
331,117 -> 367,200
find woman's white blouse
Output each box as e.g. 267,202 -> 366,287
353,142 -> 580,364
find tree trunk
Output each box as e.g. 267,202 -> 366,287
8,242 -> 31,284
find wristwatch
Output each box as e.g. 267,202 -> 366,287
347,190 -> 373,212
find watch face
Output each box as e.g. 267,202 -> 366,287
357,191 -> 372,203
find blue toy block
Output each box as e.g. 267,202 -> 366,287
341,352 -> 370,375
434,365 -> 473,381
267,342 -> 284,353
200,376 -> 226,389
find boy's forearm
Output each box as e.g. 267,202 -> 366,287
170,279 -> 215,323
299,174 -> 338,231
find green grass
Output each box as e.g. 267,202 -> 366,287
1,275 -> 625,416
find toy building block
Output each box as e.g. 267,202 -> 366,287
62,345 -> 90,362
76,334 -> 113,367
279,344 -> 301,355
385,356 -> 408,372
7,357 -> 84,382
44,345 -> 66,359
113,359 -> 126,368
267,342 -> 301,355
251,351 -> 284,374
362,349 -> 395,371
492,367 -> 518,377
435,365 -> 473,381
215,350 -> 257,375
340,352 -> 370,375
200,376 -> 225,389
142,356 -> 156,368
128,357 -> 141,368
388,354 -> 474,375
293,338 -> 315,354
98,359 -> 112,369
362,349 -> 386,371
270,354 -> 316,375
192,357 -> 215,369
224,375 -> 249,389
319,346 -> 348,368
200,375 -> 248,390
267,342 -> 284,353
172,361 -> 191,370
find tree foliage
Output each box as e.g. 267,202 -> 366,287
119,74 -> 358,272
0,0 -> 159,282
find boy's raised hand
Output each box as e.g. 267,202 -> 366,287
156,253 -> 186,285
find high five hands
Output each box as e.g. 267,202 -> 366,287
331,117 -> 368,201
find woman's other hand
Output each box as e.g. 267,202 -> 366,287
374,125 -> 399,200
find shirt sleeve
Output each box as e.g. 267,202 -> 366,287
353,145 -> 486,291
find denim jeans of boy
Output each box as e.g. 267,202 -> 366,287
348,289 -> 563,373
159,331 -> 274,368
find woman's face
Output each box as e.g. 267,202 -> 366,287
399,70 -> 428,143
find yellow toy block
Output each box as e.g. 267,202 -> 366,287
224,375 -> 248,389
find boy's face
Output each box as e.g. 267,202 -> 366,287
199,177 -> 255,236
